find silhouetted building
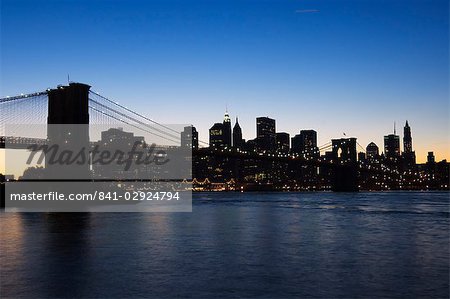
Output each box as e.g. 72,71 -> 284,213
425,151 -> 437,181
402,120 -> 416,167
366,142 -> 379,159
403,120 -> 412,153
384,133 -> 400,160
223,112 -> 232,148
434,160 -> 450,189
291,130 -> 319,159
94,128 -> 145,178
192,126 -> 199,150
191,115 -> 450,191
256,117 -> 276,152
276,132 -> 290,154
233,117 -> 244,149
245,138 -> 257,152
427,151 -> 435,164
291,135 -> 301,154
358,152 -> 366,162
101,127 -> 144,145
209,123 -> 225,149
181,125 -> 198,150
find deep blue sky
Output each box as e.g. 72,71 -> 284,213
1,0 -> 449,162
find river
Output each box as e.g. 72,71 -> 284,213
1,192 -> 449,298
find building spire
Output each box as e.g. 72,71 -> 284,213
223,109 -> 231,123
394,121 -> 396,135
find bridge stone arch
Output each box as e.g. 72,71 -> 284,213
332,138 -> 357,163
331,138 -> 358,191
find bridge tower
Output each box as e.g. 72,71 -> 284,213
47,82 -> 90,124
331,138 -> 359,192
46,83 -> 91,179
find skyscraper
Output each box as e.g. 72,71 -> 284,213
192,126 -> 199,150
384,124 -> 400,160
402,120 -> 416,167
181,125 -> 198,150
256,117 -> 276,152
209,123 -> 225,149
233,117 -> 244,149
403,120 -> 412,153
291,134 -> 301,154
291,130 -> 319,159
384,134 -> 400,159
223,111 -> 232,148
276,132 -> 290,154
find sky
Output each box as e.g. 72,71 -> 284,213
1,0 -> 449,173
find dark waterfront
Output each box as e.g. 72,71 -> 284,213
1,192 -> 449,298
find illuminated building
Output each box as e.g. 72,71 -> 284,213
209,123 -> 225,149
223,112 -> 232,148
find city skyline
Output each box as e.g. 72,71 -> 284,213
201,110 -> 449,163
1,99 -> 445,180
1,0 -> 449,163
0,93 -> 448,180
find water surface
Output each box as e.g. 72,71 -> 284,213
1,192 -> 449,298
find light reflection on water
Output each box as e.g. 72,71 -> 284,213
1,192 -> 449,298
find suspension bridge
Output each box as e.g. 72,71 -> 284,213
1,82 -> 362,191
0,83 -> 198,149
